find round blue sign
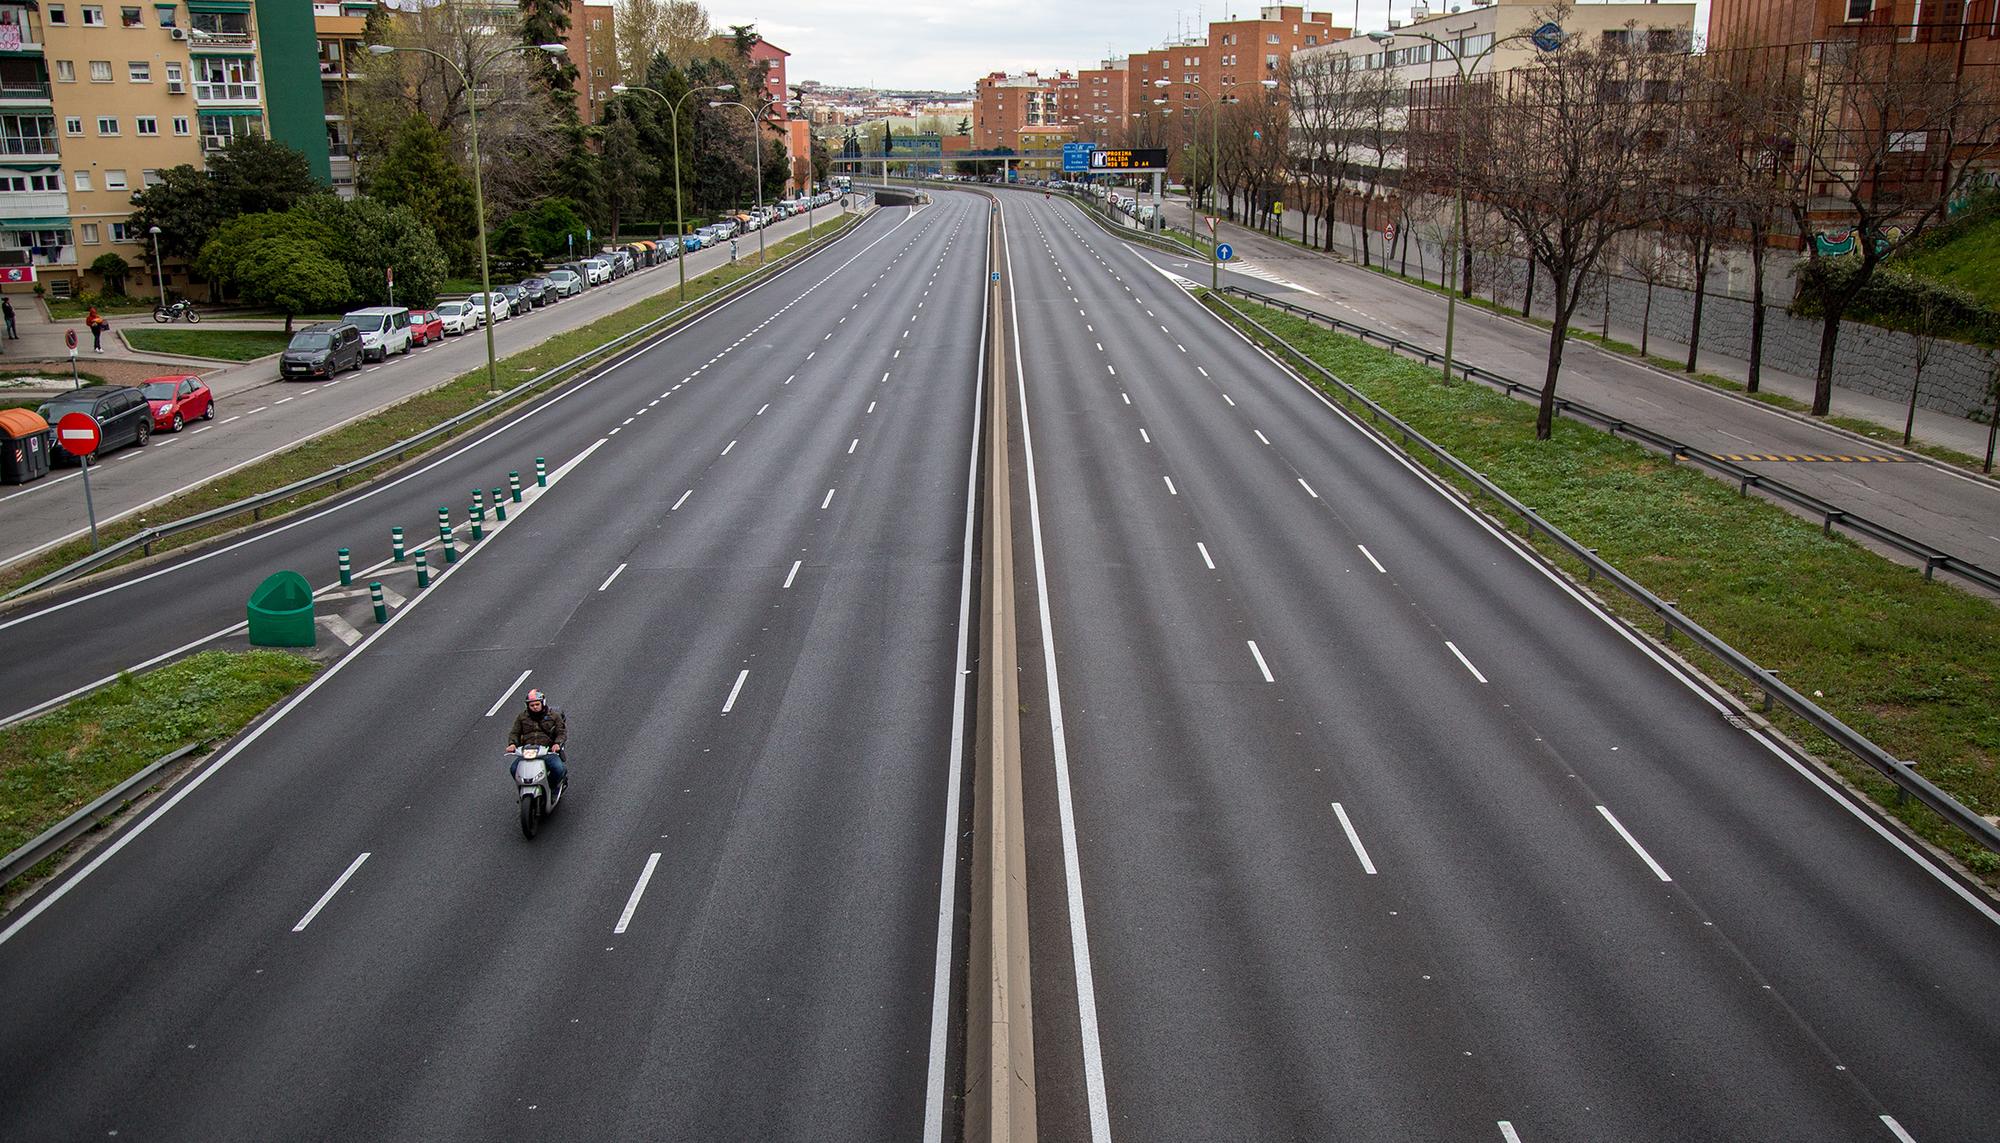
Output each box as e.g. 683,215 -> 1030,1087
1216,243 -> 1233,262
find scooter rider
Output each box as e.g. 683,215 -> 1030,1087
506,688 -> 569,791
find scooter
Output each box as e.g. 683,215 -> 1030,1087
512,744 -> 566,838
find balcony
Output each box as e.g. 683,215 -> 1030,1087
0,8 -> 42,52
0,79 -> 49,106
194,81 -> 259,104
0,189 -> 68,219
0,134 -> 57,160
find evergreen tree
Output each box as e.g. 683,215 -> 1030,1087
367,116 -> 479,271
518,0 -> 579,98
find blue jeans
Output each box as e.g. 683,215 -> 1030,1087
508,749 -> 567,789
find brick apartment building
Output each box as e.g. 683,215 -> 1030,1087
1134,6 -> 1346,118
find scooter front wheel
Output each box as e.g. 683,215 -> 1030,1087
519,793 -> 540,839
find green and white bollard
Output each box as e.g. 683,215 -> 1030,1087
469,502 -> 485,542
415,549 -> 430,588
369,581 -> 387,624
337,547 -> 352,587
391,526 -> 405,562
509,471 -> 523,502
471,488 -> 484,510
437,508 -> 456,563
535,457 -> 547,487
491,489 -> 506,521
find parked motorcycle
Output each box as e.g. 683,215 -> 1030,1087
152,299 -> 200,324
513,744 -> 566,838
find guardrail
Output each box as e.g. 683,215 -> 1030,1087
0,742 -> 202,891
3,211 -> 871,605
1220,284 -> 2000,596
1207,292 -> 2000,858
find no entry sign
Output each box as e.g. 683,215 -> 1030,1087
56,411 -> 101,457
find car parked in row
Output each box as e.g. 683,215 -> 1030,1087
347,306 -> 413,361
140,374 -> 214,432
496,283 -> 531,316
408,309 -> 446,345
280,321 -> 364,380
434,301 -> 478,335
37,386 -> 151,462
519,278 -> 553,308
466,292 -> 511,324
545,269 -> 582,297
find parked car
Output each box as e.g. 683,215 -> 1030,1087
544,269 -> 582,297
555,260 -> 591,287
518,278 -> 552,307
581,258 -> 612,286
407,309 -> 446,345
434,301 -> 478,335
347,306 -> 413,361
139,374 -> 214,432
466,292 -> 511,323
37,386 -> 151,463
279,321 -> 364,380
496,283 -> 531,315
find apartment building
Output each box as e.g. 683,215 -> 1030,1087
1710,0 -> 2000,56
1136,6 -> 1346,118
972,70 -> 1061,149
315,0 -> 368,197
566,0 -> 615,124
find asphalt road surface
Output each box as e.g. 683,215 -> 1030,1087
998,191 -> 2000,1142
0,196 -> 984,1141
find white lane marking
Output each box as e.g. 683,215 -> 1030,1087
785,374 -> 795,384
1096,342 -> 1104,351
1120,393 -> 1131,405
1597,805 -> 1673,882
1107,364 -> 1117,376
1298,478 -> 1320,499
808,350 -> 816,358
220,415 -> 241,424
721,439 -> 737,456
1880,1116 -> 1916,1143
1358,545 -> 1387,574
1719,429 -> 1755,445
722,669 -> 749,713
672,490 -> 691,510
783,560 -> 802,589
1222,394 -> 1235,407
1254,429 -> 1270,445
1247,640 -> 1275,682
275,397 -> 295,405
1330,803 -> 1378,875
1499,1124 -> 1524,1143
486,669 -> 533,716
848,438 -> 859,455
608,427 -> 621,436
244,406 -> 266,414
1445,641 -> 1488,684
597,563 -> 627,592
1176,344 -> 1186,353
292,852 -> 370,932
190,426 -> 211,434
867,401 -> 877,414
757,403 -> 769,415
821,488 -> 835,509
621,417 -> 634,426
612,852 -> 662,934
999,196 -> 1112,1143
1163,476 -> 1177,496
1139,428 -> 1151,444
317,613 -> 363,647
1197,542 -> 1215,570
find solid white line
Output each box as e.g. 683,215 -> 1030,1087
1197,542 -> 1215,570
722,669 -> 748,712
292,852 -> 370,932
999,196 -> 1113,1143
1329,803 -> 1378,875
1880,1116 -> 1917,1143
820,488 -> 835,509
1298,477 -> 1319,498
721,439 -> 736,456
672,490 -> 691,510
1498,1123 -> 1524,1143
1163,476 -> 1177,496
597,563 -> 627,592
783,559 -> 802,589
1444,641 -> 1488,684
612,852 -> 662,934
1247,640 -> 1274,682
1358,544 -> 1386,574
486,669 -> 533,716
1597,805 -> 1674,881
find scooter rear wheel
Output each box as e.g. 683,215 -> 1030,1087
519,794 -> 540,839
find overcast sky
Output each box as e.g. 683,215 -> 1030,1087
706,0 -> 1711,91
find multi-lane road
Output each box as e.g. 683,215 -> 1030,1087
1,187 -> 1995,1142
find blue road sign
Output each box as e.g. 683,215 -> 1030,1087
1216,243 -> 1233,262
1531,21 -> 1564,51
991,272 -> 1001,281
1063,142 -> 1095,173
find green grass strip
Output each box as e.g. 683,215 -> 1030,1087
121,329 -> 294,362
1216,294 -> 2000,878
0,214 -> 862,598
0,649 -> 320,864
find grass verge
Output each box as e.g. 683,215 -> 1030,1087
44,297 -> 158,321
1215,294 -> 2000,880
122,329 -> 292,361
0,213 -> 864,599
0,649 -> 320,870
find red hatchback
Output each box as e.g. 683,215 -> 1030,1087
141,374 -> 214,432
408,309 -> 446,346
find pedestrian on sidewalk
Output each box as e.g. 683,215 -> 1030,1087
2,297 -> 16,339
86,305 -> 104,352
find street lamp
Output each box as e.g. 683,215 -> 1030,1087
710,96 -> 783,266
1367,25 -> 1537,383
611,80 -> 735,302
1157,76 -> 1278,290
147,225 -> 164,302
368,39 -> 567,395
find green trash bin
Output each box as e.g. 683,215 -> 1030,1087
247,570 -> 316,647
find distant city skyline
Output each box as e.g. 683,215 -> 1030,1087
713,0 -> 1712,91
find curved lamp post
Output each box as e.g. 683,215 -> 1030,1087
611,81 -> 735,301
1156,76 -> 1278,290
710,97 -> 783,266
368,38 -> 567,393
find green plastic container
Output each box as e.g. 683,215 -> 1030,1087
247,570 -> 316,647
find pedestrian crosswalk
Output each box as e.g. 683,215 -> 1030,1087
1224,261 -> 1321,296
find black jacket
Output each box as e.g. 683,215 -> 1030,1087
508,706 -> 566,749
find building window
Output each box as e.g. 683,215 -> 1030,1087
81,5 -> 103,25
88,60 -> 111,82
141,167 -> 160,186
165,61 -> 181,84
1847,0 -> 1872,18
110,221 -> 134,242
96,115 -> 118,134
135,115 -> 157,135
120,6 -> 140,26
81,223 -> 100,243
72,169 -> 90,190
157,5 -> 175,26
1267,32 -> 1279,43
48,4 -> 66,24
55,60 -> 75,82
128,60 -> 149,82
0,173 -> 62,192
1266,54 -> 1278,70
171,115 -> 189,135
104,169 -> 126,190
63,116 -> 82,135
195,56 -> 257,101
189,10 -> 248,35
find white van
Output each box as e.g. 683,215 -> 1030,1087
346,306 -> 413,361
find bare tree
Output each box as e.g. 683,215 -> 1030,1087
1286,53 -> 1364,253
1457,19 -> 1687,438
1904,293 -> 1941,446
1350,64 -> 1403,268
1784,28 -> 2000,415
1617,229 -> 1677,357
